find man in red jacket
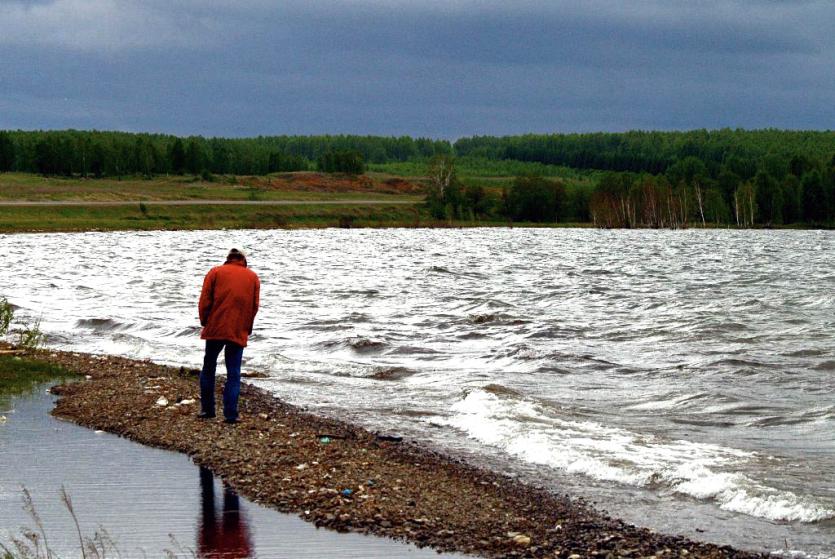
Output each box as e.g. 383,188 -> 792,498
198,248 -> 260,424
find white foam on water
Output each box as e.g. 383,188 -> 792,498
438,389 -> 835,524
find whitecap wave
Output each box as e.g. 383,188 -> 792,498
438,389 -> 835,523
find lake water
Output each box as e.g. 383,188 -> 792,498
1,228 -> 833,557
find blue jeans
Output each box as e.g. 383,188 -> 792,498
200,340 -> 244,421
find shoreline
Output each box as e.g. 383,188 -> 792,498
16,345 -> 765,558
0,379 -> 458,559
3,220 -> 829,235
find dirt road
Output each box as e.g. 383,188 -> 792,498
0,199 -> 419,206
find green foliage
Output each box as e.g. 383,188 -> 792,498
425,156 -> 468,220
802,170 -> 827,223
185,137 -> 205,175
454,130 -> 835,176
505,176 -> 566,222
0,130 -> 453,178
0,355 -> 67,399
0,132 -> 15,172
754,171 -> 783,225
267,152 -> 308,173
169,138 -> 186,174
317,150 -> 365,174
15,318 -> 45,350
2,128 -> 834,226
0,297 -> 13,337
369,156 -> 595,182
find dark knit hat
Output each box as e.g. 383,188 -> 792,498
226,248 -> 247,264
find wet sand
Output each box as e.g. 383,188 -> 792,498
29,347 -> 765,558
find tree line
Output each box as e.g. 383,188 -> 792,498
0,130 -> 451,178
425,156 -> 592,223
424,152 -> 835,227
587,154 -> 835,227
453,129 -> 835,176
2,127 -> 834,226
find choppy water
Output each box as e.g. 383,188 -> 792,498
1,228 -> 834,556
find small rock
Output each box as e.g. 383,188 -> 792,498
155,397 -> 168,407
511,534 -> 531,546
295,463 -> 308,470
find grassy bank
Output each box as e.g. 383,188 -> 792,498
0,171 -> 436,232
0,171 -> 593,232
0,202 -> 431,233
0,172 -> 424,202
0,352 -> 69,402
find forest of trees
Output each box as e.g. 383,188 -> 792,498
0,130 -> 451,178
455,130 -> 835,226
1,128 -> 834,226
425,155 -> 592,223
586,156 -> 835,227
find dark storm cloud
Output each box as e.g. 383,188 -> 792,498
1,0 -> 832,137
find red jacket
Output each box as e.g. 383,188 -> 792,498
199,261 -> 260,347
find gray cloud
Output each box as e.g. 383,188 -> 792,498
0,0 -> 832,137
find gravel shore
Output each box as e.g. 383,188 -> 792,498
33,348 -> 764,559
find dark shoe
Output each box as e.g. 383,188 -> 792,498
224,417 -> 238,424
197,412 -> 216,419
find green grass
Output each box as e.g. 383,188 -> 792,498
0,170 -> 599,232
368,156 -> 601,181
0,202 -> 429,232
0,172 -> 423,202
0,354 -> 70,402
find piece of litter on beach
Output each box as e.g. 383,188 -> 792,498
94,430 -> 104,434
177,399 -> 196,406
155,397 -> 169,407
295,463 -> 308,470
85,375 -> 92,380
0,416 -> 6,424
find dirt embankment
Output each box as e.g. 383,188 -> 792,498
34,349 -> 762,559
241,172 -> 425,194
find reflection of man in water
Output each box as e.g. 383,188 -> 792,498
198,248 -> 260,424
198,467 -> 253,558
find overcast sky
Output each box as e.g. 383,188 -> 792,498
1,0 -> 833,138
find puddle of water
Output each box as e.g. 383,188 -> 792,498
0,386 -> 461,558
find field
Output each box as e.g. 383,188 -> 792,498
0,172 -> 433,232
0,172 -> 424,202
0,167 -> 596,232
369,156 -> 598,192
